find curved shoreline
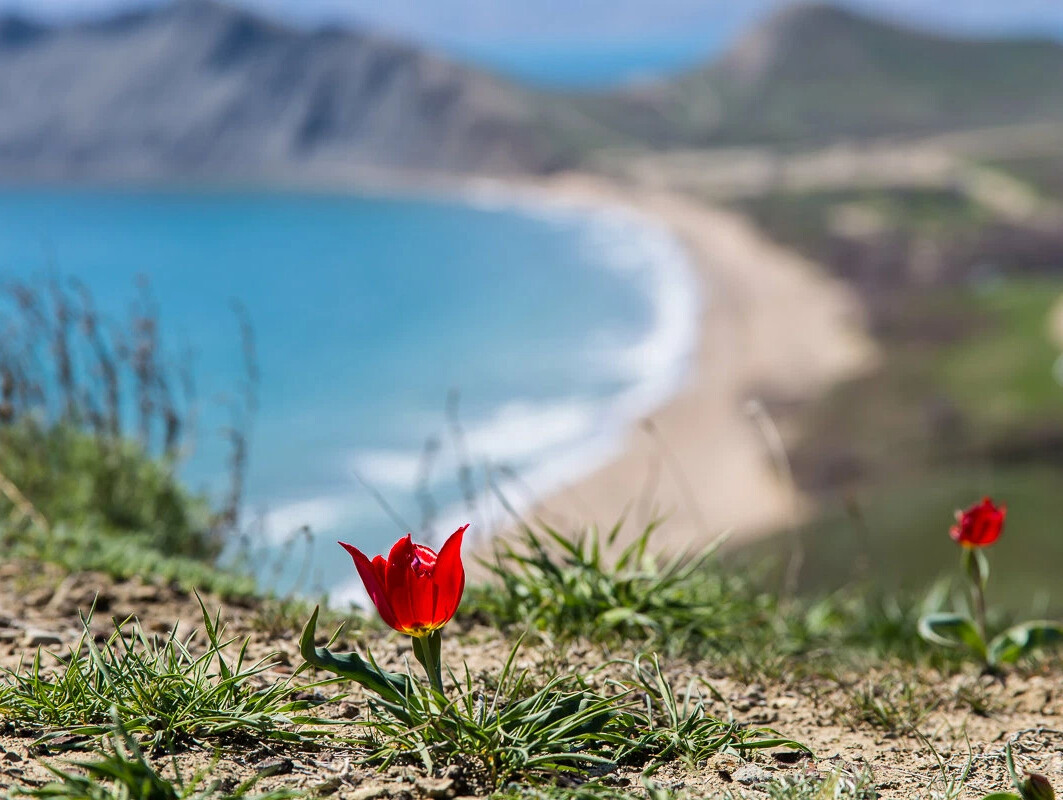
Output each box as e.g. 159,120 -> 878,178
448,188 -> 704,545
48,170 -> 873,584
488,172 -> 879,555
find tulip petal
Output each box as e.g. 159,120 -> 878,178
433,525 -> 468,623
410,573 -> 439,632
408,543 -> 440,630
413,544 -> 437,570
407,543 -> 440,630
385,534 -> 417,633
408,544 -> 439,628
371,555 -> 388,587
338,541 -> 400,631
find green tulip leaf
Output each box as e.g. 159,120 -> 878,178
978,793 -> 1022,800
963,547 -> 990,591
299,605 -> 412,704
918,612 -> 986,658
988,620 -> 1063,666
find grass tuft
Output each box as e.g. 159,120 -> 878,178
13,714 -> 303,800
725,767 -> 879,799
467,521 -> 773,657
621,654 -> 808,768
495,776 -> 685,800
833,676 -> 938,735
360,638 -> 632,789
0,597 -> 331,751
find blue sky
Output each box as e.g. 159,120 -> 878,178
5,0 -> 1063,87
7,0 -> 1063,40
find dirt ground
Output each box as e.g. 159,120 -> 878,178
0,565 -> 1060,799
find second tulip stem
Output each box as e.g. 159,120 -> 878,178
963,547 -> 989,646
412,631 -> 445,697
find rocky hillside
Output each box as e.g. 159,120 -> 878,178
0,0 -> 567,180
587,3 -> 1063,148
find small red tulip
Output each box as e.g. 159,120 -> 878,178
339,525 -> 468,637
949,497 -> 1005,548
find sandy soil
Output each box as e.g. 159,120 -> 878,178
494,173 -> 877,553
1,567 -> 1061,798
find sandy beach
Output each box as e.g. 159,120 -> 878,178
507,172 -> 879,552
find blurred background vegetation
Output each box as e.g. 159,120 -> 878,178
0,277 -> 258,598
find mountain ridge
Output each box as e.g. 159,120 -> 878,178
2,1 -> 1063,181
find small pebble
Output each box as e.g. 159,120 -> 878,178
315,777 -> 343,796
22,629 -> 63,648
733,764 -> 772,785
24,588 -> 54,608
415,777 -> 455,798
255,757 -> 293,776
337,701 -> 360,719
349,786 -> 389,800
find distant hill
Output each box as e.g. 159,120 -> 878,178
592,3 -> 1063,148
2,1 -> 1063,181
0,0 -> 568,180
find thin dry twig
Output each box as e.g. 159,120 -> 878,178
0,465 -> 49,532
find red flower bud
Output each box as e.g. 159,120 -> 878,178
1021,773 -> 1056,800
949,497 -> 1005,548
339,525 -> 468,637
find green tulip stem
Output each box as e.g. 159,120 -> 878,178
963,547 -> 989,647
411,630 -> 445,697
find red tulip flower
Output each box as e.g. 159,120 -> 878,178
917,497 -> 1063,669
339,526 -> 468,695
339,525 -> 467,637
950,497 -> 1006,548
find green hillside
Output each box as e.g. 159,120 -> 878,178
567,4 -> 1063,151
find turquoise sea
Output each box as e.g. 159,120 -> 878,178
449,36 -> 727,88
0,187 -> 698,600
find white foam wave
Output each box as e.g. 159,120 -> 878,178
464,400 -> 599,461
352,449 -> 422,488
348,399 -> 600,487
584,207 -> 700,389
462,182 -> 702,410
257,495 -> 351,545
